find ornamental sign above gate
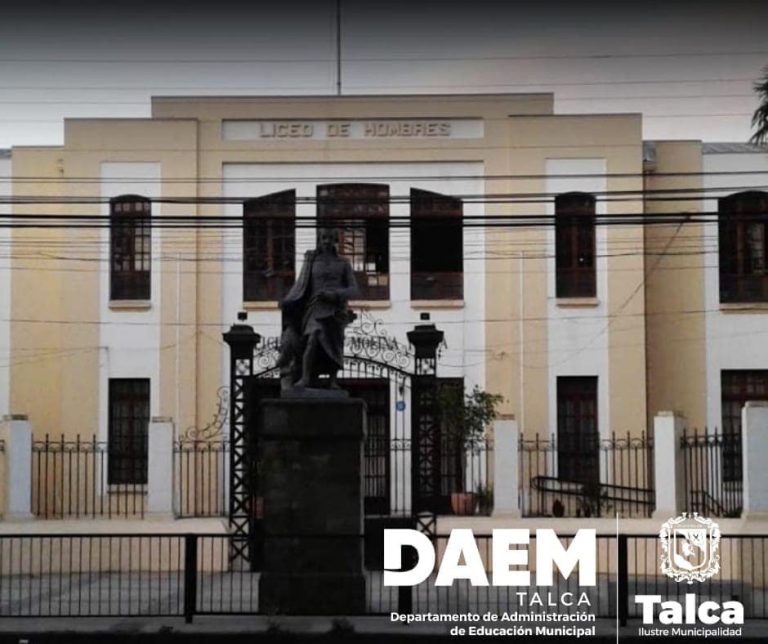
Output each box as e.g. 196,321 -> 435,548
254,311 -> 414,372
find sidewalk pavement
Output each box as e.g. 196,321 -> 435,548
0,617 -> 766,642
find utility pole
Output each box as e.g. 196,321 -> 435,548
336,0 -> 342,95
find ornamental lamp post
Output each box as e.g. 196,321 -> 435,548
407,320 -> 444,375
222,311 -> 261,563
407,318 -> 445,514
223,311 -> 261,361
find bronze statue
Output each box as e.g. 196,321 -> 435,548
277,228 -> 358,393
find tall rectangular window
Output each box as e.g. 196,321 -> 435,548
243,190 -> 296,301
317,184 -> 389,300
557,376 -> 599,487
555,192 -> 596,298
110,196 -> 151,300
410,189 -> 463,300
721,370 -> 768,482
108,379 -> 150,485
718,191 -> 768,303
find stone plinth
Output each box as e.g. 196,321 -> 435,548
258,398 -> 366,614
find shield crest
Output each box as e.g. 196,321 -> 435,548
660,513 -> 721,583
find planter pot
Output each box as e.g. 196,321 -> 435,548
450,492 -> 477,516
251,495 -> 264,519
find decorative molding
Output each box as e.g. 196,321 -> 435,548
181,386 -> 229,440
108,300 -> 152,311
243,301 -> 280,311
555,297 -> 599,308
411,299 -> 465,310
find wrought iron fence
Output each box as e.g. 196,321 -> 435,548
172,436 -> 493,519
1,532 -> 766,622
31,435 -> 145,519
519,432 -> 655,518
680,428 -> 743,517
370,438 -> 493,517
174,439 -> 229,518
622,534 -> 768,620
439,437 -> 494,516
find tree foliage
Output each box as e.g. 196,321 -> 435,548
438,384 -> 503,445
750,66 -> 768,145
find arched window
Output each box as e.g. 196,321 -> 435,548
110,195 -> 151,300
410,189 -> 463,300
243,190 -> 296,301
555,192 -> 596,298
317,184 -> 389,300
718,191 -> 768,303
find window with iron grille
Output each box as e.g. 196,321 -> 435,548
555,192 -> 596,298
108,379 -> 149,485
410,189 -> 463,300
110,196 -> 151,300
719,191 -> 768,303
557,376 -> 599,487
243,190 -> 296,301
721,370 -> 768,482
316,184 -> 389,300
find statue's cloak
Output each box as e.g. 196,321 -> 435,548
280,250 -> 316,322
280,250 -> 352,373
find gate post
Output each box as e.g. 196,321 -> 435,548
183,533 -> 198,623
407,320 -> 444,515
0,414 -> 33,520
652,411 -> 686,519
742,401 -> 768,519
617,534 -> 629,626
493,416 -> 520,517
148,417 -> 174,516
223,314 -> 261,558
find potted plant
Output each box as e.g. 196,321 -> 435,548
438,384 -> 503,516
476,484 -> 494,516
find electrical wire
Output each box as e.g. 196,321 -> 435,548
2,168 -> 766,184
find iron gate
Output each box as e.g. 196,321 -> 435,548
223,315 -> 449,563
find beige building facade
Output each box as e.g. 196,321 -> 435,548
1,93 -> 767,524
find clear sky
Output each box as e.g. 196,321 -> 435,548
1,0 -> 766,148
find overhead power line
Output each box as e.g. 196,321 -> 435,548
1,169 -> 767,185
0,213 -> 731,230
3,139 -> 765,159
0,93 -> 759,106
1,49 -> 767,64
0,186 -> 764,205
0,76 -> 760,91
0,112 -> 757,124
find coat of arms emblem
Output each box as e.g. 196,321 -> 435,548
659,513 -> 721,584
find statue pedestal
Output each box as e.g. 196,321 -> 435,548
258,398 -> 366,614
